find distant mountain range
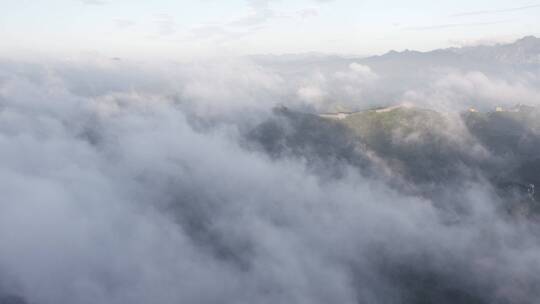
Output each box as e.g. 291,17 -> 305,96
253,36 -> 540,68
361,36 -> 540,73
438,36 -> 540,66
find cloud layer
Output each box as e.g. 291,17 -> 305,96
1,38 -> 540,303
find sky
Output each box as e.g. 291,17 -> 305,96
1,0 -> 540,59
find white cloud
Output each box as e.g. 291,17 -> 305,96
297,85 -> 326,106
81,0 -> 107,5
402,71 -> 540,110
296,7 -> 320,19
155,14 -> 176,36
114,19 -> 136,29
335,63 -> 379,82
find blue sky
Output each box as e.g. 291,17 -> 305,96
1,0 -> 539,59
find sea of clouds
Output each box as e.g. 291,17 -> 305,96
1,43 -> 540,304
